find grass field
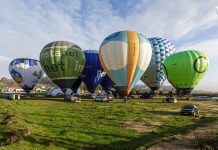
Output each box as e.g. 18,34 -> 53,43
0,97 -> 218,150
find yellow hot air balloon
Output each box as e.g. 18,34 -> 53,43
99,31 -> 152,97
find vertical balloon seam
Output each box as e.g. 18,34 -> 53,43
190,50 -> 198,88
126,31 -> 139,95
129,34 -> 149,91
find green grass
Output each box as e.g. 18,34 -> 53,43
0,98 -> 217,150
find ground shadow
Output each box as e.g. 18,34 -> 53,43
20,116 -> 217,150
1,114 -> 217,150
146,110 -> 180,116
90,116 -> 218,150
20,97 -> 95,103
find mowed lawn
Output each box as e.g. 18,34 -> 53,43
0,97 -> 218,150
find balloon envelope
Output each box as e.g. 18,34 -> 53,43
163,50 -> 209,95
39,41 -> 85,92
100,74 -> 115,90
141,37 -> 176,91
9,58 -> 43,93
99,31 -> 152,95
81,50 -> 105,93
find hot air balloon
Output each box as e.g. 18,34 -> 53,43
81,50 -> 105,93
39,41 -> 85,96
141,37 -> 176,91
99,31 -> 152,101
163,50 -> 209,96
9,58 -> 43,93
100,74 -> 114,91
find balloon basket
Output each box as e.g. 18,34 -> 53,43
124,96 -> 129,103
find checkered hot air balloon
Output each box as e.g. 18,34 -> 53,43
141,37 -> 176,91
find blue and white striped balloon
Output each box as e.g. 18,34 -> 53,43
9,58 -> 43,93
141,37 -> 176,91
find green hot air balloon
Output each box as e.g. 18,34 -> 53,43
163,50 -> 209,95
40,41 -> 85,92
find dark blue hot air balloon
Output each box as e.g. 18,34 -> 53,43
100,74 -> 114,90
82,50 -> 105,93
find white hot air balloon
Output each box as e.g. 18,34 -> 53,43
9,58 -> 43,93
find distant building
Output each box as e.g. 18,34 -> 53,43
3,86 -> 24,93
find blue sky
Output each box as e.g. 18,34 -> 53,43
0,0 -> 218,91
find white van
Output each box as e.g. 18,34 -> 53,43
210,97 -> 218,101
194,96 -> 209,101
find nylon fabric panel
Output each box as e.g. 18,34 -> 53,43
100,31 -> 128,47
100,41 -> 128,70
99,48 -> 116,84
137,42 -> 152,70
108,66 -> 127,87
126,31 -> 139,95
100,74 -> 114,90
130,66 -> 145,90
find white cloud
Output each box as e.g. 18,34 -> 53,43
0,55 -> 11,77
178,38 -> 218,59
0,0 -> 218,91
0,55 -> 11,62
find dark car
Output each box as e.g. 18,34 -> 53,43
181,104 -> 199,116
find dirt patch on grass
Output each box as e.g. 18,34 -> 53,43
0,113 -> 15,125
1,129 -> 23,146
143,118 -> 164,126
0,112 -> 32,146
148,121 -> 218,150
0,127 -> 32,146
124,120 -> 156,133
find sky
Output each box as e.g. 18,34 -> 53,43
0,0 -> 218,91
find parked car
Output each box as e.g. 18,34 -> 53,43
181,104 -> 199,116
193,96 -> 209,101
210,97 -> 218,101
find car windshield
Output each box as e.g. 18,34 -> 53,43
183,105 -> 194,109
